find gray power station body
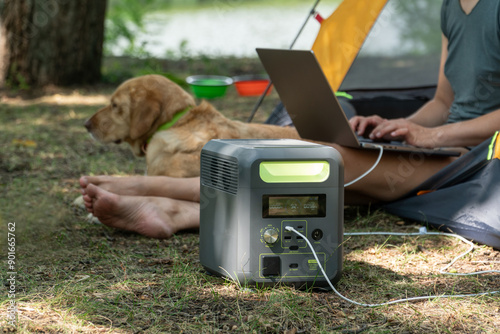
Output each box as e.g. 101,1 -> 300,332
199,139 -> 344,289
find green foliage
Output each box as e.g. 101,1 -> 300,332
9,73 -> 30,91
104,0 -> 156,57
5,63 -> 30,91
394,0 -> 442,55
102,0 -> 314,58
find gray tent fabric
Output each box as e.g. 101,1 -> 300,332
384,134 -> 500,249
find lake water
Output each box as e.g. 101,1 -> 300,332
130,2 -> 339,58
117,0 -> 441,59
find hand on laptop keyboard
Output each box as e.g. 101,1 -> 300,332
349,115 -> 386,138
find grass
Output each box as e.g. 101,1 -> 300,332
0,56 -> 499,333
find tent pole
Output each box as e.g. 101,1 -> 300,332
246,0 -> 322,123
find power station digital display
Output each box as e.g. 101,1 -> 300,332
262,194 -> 326,218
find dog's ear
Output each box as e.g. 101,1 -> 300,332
129,100 -> 161,140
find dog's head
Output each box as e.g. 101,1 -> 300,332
85,74 -> 195,156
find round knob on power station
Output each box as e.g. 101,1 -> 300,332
263,228 -> 279,244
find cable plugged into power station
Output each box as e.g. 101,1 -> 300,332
284,226 -> 500,307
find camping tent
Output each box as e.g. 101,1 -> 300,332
312,0 -> 442,119
309,0 -> 500,249
384,133 -> 500,250
311,0 -> 388,93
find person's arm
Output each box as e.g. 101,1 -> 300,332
406,34 -> 454,127
350,34 -> 453,138
368,34 -> 500,148
424,109 -> 500,147
370,108 -> 500,148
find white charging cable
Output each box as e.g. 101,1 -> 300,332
285,226 -> 500,307
344,144 -> 384,187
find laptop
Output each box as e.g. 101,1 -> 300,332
256,48 -> 462,157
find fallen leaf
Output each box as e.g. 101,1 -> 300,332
12,139 -> 37,148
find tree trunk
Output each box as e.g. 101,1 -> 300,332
0,0 -> 107,87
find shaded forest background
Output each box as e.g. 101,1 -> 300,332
0,0 -> 265,88
0,0 -> 441,89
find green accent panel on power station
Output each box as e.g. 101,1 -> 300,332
259,161 -> 330,183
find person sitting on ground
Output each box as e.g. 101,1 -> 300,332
81,0 -> 500,239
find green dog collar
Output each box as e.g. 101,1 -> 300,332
147,106 -> 192,144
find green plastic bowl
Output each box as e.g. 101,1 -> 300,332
186,75 -> 233,99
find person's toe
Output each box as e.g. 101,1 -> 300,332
85,183 -> 99,198
79,176 -> 89,188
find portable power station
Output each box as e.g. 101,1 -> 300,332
199,139 -> 344,289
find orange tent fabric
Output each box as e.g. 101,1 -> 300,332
312,0 -> 388,92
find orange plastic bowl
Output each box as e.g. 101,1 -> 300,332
233,75 -> 272,97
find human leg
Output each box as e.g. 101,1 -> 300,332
79,144 -> 456,239
331,144 -> 456,204
81,183 -> 199,239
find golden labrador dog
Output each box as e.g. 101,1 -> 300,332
85,74 -> 300,177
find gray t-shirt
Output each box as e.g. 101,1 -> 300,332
441,0 -> 500,123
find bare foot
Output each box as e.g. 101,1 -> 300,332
81,184 -> 199,239
79,175 -> 200,201
80,175 -> 149,196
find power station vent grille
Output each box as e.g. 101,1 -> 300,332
200,153 -> 238,195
